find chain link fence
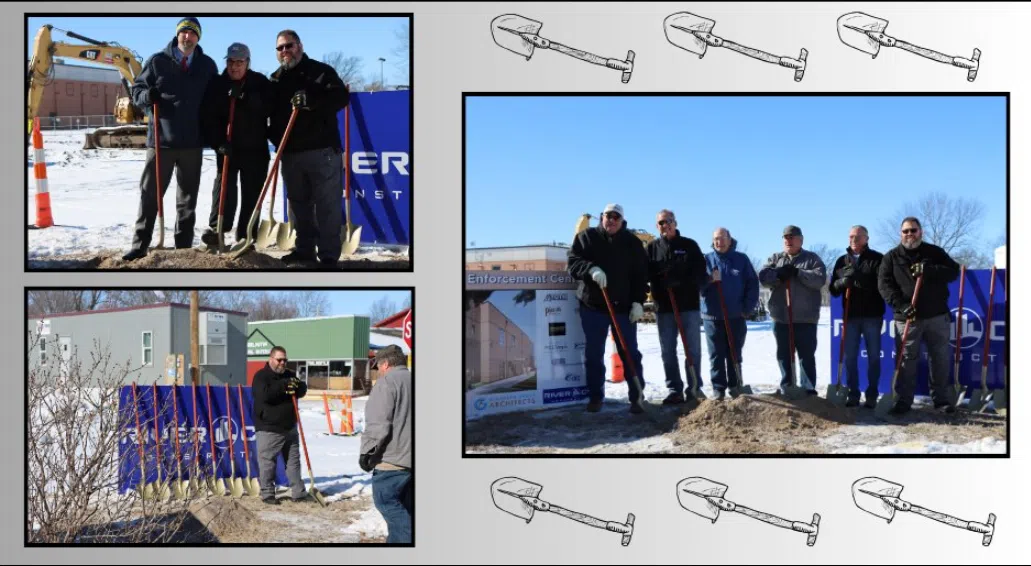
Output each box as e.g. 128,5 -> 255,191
36,115 -> 118,130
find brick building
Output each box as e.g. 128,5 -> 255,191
465,244 -> 569,272
36,61 -> 123,122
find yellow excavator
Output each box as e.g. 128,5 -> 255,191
27,24 -> 149,149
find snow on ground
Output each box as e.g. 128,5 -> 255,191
27,130 -> 404,260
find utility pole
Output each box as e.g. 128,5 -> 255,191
190,290 -> 200,385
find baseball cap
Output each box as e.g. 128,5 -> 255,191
603,203 -> 624,217
783,225 -> 803,237
225,42 -> 250,60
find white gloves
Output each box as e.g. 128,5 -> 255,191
630,302 -> 644,322
711,268 -> 722,282
589,266 -> 607,288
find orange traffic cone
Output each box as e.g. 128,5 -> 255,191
607,332 -> 625,383
339,393 -> 355,435
322,392 -> 335,435
31,118 -> 54,228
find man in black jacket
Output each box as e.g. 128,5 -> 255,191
200,42 -> 271,248
251,346 -> 309,504
877,217 -> 961,415
124,17 -> 218,261
268,30 -> 350,268
568,204 -> 649,414
646,209 -> 708,404
829,225 -> 886,408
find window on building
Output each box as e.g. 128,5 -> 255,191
40,336 -> 47,366
499,329 -> 505,346
330,361 -> 351,377
511,334 -> 516,347
66,84 -> 74,96
142,331 -> 153,367
90,84 -> 98,97
491,265 -> 501,271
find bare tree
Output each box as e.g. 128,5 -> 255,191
27,290 -> 106,317
363,80 -> 386,92
247,293 -> 299,322
322,52 -> 364,90
877,192 -> 987,257
401,294 -> 412,310
805,243 -> 839,279
368,295 -> 398,323
392,23 -> 410,81
294,291 -> 331,317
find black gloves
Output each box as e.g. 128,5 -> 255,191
776,264 -> 798,282
291,90 -> 308,109
358,454 -> 374,472
903,304 -> 917,320
284,377 -> 303,395
910,262 -> 925,278
839,264 -> 856,280
148,86 -> 162,105
216,144 -> 233,158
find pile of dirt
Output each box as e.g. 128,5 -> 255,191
29,248 -> 410,270
98,248 -> 287,270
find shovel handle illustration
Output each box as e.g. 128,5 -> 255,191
496,485 -> 635,546
874,496 -> 996,546
701,494 -> 820,545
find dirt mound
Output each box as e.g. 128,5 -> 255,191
29,248 -> 411,271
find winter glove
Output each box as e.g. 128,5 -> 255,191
833,278 -> 853,292
838,264 -> 856,280
910,262 -> 925,278
588,266 -> 607,288
776,264 -> 798,281
710,268 -> 722,283
629,302 -> 644,323
358,453 -> 374,472
902,304 -> 917,320
216,144 -> 233,159
284,377 -> 302,395
228,81 -> 245,100
148,86 -> 162,105
290,90 -> 309,110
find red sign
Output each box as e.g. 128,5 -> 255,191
403,310 -> 412,350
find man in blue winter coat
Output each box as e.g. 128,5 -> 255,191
568,204 -> 650,414
701,227 -> 760,399
124,17 -> 218,261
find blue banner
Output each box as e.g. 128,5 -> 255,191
118,385 -> 289,493
829,269 -> 1006,395
278,90 -> 411,246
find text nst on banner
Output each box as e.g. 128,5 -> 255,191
464,272 -> 590,420
830,268 -> 1006,395
277,90 -> 411,246
118,385 -> 291,492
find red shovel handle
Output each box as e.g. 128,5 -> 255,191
217,97 -> 237,218
152,383 -> 162,468
237,385 -> 251,462
981,266 -> 997,368
130,383 -> 148,476
205,384 -> 218,469
715,281 -> 741,368
600,287 -> 638,380
667,289 -> 696,367
954,265 -> 966,364
171,385 -> 181,463
153,103 -> 163,216
893,275 -> 925,376
292,394 -> 316,475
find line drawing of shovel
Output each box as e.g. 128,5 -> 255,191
852,477 -> 996,546
491,477 -> 635,546
677,477 -> 820,546
837,12 -> 980,81
491,14 -> 635,83
664,12 -> 807,82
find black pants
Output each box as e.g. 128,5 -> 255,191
130,147 -> 204,251
207,151 -> 270,242
281,147 -> 343,262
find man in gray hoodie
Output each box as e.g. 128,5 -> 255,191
360,344 -> 412,544
759,225 -> 827,395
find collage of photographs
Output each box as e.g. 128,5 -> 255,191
18,4 -> 1019,563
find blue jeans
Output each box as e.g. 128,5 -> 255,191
703,317 -> 747,392
372,469 -> 413,544
579,306 -> 644,403
775,322 -> 818,391
657,311 -> 703,393
843,317 -> 882,401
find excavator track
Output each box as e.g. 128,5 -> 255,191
83,125 -> 149,150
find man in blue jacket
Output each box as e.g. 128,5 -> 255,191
701,227 -> 760,399
124,17 -> 218,261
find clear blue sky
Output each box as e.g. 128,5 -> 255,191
466,96 -> 1007,259
28,15 -> 409,85
325,291 -> 410,317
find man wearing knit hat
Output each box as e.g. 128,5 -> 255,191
124,17 -> 217,261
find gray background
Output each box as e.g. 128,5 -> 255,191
7,2 -> 1028,563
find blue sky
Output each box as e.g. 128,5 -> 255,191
325,291 -> 410,318
466,96 -> 1007,259
28,15 -> 409,85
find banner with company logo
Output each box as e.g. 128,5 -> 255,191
830,269 -> 1006,395
464,271 -> 589,419
279,90 -> 411,246
118,385 -> 289,493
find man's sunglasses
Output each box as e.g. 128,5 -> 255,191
901,228 -> 919,234
657,219 -> 673,226
604,212 -> 622,220
276,43 -> 296,52
272,357 -> 288,363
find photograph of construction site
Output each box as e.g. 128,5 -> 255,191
25,288 -> 413,544
26,15 -> 411,271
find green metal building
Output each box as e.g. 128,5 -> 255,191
247,315 -> 371,392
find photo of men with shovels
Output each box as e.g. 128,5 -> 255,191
877,217 -> 961,415
759,225 -> 827,398
251,346 -> 310,505
568,204 -> 650,414
828,225 -> 886,408
646,209 -> 708,405
200,42 -> 271,250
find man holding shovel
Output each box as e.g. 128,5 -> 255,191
829,225 -> 886,408
568,204 -> 650,414
701,228 -> 760,400
646,209 -> 708,404
199,42 -> 271,249
759,226 -> 827,396
877,217 -> 961,415
124,17 -> 217,261
268,30 -> 350,268
360,345 -> 413,544
251,346 -> 309,505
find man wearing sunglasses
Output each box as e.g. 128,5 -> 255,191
645,209 -> 708,404
568,203 -> 650,414
877,217 -> 961,415
758,225 -> 827,397
268,30 -> 350,268
252,346 -> 309,504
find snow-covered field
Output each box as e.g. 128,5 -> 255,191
27,129 -> 405,261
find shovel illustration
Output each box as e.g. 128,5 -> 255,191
491,477 -> 635,546
837,12 -> 980,81
664,12 -> 807,82
852,477 -> 995,546
677,477 -> 820,546
491,14 -> 635,83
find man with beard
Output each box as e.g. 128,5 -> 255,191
200,42 -> 271,248
268,30 -> 350,268
251,346 -> 309,504
878,217 -> 961,415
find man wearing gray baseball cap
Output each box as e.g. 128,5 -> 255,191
199,42 -> 272,248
